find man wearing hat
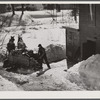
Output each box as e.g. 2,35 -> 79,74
38,44 -> 51,70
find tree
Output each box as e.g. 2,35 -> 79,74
21,4 -> 24,14
11,4 -> 15,15
11,4 -> 24,15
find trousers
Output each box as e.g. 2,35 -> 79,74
38,56 -> 51,69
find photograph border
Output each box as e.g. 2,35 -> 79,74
0,0 -> 100,99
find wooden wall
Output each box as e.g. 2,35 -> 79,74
79,4 -> 100,59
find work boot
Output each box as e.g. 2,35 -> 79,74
39,68 -> 43,72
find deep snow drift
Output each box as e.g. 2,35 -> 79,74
0,74 -> 21,91
0,59 -> 86,91
79,54 -> 100,90
1,53 -> 100,91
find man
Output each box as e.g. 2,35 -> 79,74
38,44 -> 51,70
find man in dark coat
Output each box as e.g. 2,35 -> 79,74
38,44 -> 51,70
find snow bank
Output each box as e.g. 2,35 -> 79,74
25,60 -> 86,91
65,61 -> 86,90
0,70 -> 29,87
46,67 -> 85,90
0,59 -> 87,91
79,54 -> 100,90
46,44 -> 66,63
0,75 -> 21,91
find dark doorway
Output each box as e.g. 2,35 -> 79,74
82,40 -> 96,60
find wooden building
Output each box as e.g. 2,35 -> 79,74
65,4 -> 100,62
79,4 -> 100,60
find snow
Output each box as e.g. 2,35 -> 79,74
0,59 -> 86,91
79,54 -> 100,90
0,10 -> 78,50
22,28 -> 65,50
0,75 -> 21,91
2,53 -> 100,91
0,10 -> 83,91
46,44 -> 66,63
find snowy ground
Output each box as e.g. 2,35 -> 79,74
0,59 -> 86,91
0,10 -> 87,91
0,10 -> 78,51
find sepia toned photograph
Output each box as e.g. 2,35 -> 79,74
0,3 -> 99,92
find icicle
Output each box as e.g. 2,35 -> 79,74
90,4 -> 93,21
